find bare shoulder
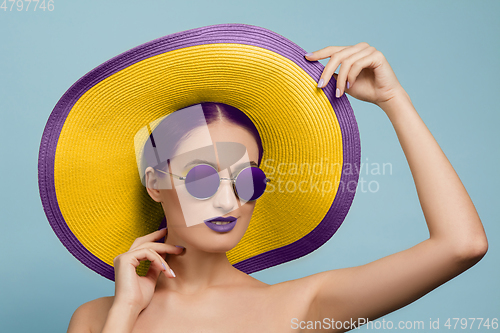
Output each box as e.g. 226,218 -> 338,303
67,296 -> 115,333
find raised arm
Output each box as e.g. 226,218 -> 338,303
298,44 -> 488,330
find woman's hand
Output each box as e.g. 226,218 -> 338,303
305,42 -> 407,106
112,228 -> 184,313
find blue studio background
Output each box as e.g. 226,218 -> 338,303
1,1 -> 498,332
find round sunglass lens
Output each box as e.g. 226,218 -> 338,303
235,167 -> 268,201
184,164 -> 220,199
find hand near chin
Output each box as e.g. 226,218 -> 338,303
112,228 -> 183,313
305,42 -> 408,107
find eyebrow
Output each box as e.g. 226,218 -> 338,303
183,159 -> 258,170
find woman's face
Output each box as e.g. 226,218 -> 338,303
146,121 -> 260,253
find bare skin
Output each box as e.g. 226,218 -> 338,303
67,42 -> 488,333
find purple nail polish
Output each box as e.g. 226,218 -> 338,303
305,52 -> 313,57
175,245 -> 185,249
336,88 -> 340,98
347,81 -> 350,89
317,78 -> 324,88
162,262 -> 166,270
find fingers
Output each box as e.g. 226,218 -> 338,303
121,248 -> 175,277
130,228 -> 167,250
304,42 -> 373,94
133,242 -> 184,278
120,228 -> 184,279
117,247 -> 176,278
317,42 -> 371,89
333,46 -> 378,96
304,46 -> 348,61
145,248 -> 176,278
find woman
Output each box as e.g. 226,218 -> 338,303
67,43 -> 488,333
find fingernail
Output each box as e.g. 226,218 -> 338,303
162,262 -> 166,271
159,227 -> 166,231
347,81 -> 350,89
175,245 -> 185,249
170,269 -> 176,277
317,78 -> 324,88
305,52 -> 313,57
336,88 -> 341,98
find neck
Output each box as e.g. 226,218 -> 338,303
155,234 -> 243,294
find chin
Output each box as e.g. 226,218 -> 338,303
203,226 -> 247,252
203,240 -> 239,253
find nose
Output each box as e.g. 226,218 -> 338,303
212,177 -> 238,212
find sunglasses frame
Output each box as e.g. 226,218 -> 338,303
154,164 -> 271,201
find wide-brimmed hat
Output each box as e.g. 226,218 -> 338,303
38,23 -> 361,281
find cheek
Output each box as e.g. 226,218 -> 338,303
161,186 -> 220,227
239,201 -> 256,225
160,189 -> 185,223
242,200 -> 257,212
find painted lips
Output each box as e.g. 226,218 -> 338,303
203,216 -> 238,232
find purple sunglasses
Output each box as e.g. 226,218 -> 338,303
155,163 -> 271,201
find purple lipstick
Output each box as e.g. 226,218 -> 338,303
203,216 -> 238,232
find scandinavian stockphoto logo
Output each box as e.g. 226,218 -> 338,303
262,157 -> 393,197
